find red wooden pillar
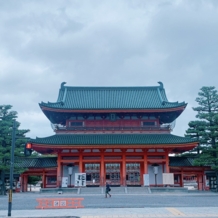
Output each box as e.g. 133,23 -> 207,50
20,174 -> 24,192
79,150 -> 83,173
198,174 -> 203,190
165,161 -> 170,173
165,150 -> 170,173
180,169 -> 184,187
140,163 -> 144,186
100,149 -> 105,186
143,149 -> 148,174
21,174 -> 24,192
42,170 -> 46,188
122,150 -> 126,186
23,175 -> 28,192
203,172 -> 206,191
56,152 -> 61,188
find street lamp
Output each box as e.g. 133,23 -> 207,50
152,164 -> 159,187
8,120 -> 16,217
67,164 -> 74,187
6,121 -> 30,216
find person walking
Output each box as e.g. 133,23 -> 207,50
105,181 -> 111,198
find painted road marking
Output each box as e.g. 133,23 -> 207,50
166,207 -> 186,216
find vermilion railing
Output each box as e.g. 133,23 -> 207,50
56,126 -> 170,132
36,198 -> 84,209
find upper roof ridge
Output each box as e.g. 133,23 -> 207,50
59,81 -> 164,90
39,81 -> 187,112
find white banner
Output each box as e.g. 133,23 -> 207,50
61,177 -> 68,188
143,174 -> 150,186
162,173 -> 174,185
75,173 -> 86,187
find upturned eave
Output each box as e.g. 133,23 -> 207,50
39,104 -> 187,113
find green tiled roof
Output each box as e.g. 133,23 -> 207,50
30,134 -> 197,145
169,157 -> 195,167
14,156 -> 198,168
15,157 -> 57,168
39,82 -> 186,110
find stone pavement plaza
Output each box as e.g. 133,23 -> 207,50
1,207 -> 218,218
1,191 -> 218,218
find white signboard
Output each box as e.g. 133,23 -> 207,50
54,200 -> 66,207
162,173 -> 174,185
143,174 -> 150,186
61,177 -> 68,188
75,173 -> 86,187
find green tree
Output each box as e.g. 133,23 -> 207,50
185,120 -> 207,154
186,87 -> 218,191
0,105 -> 29,195
28,176 -> 41,186
28,176 -> 41,191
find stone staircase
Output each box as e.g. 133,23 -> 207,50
78,186 -> 188,194
79,186 -> 151,194
127,186 -> 151,194
79,187 -> 102,194
110,186 -> 126,194
79,186 -> 126,194
150,187 -> 188,193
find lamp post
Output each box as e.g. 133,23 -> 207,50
8,120 -> 16,217
152,164 -> 159,187
67,164 -> 74,187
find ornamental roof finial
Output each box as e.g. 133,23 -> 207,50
158,81 -> 164,88
61,82 -> 66,89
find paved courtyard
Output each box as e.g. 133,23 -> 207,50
0,192 -> 218,217
1,192 -> 218,210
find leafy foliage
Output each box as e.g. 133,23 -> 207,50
185,120 -> 207,154
185,87 -> 218,170
0,105 -> 30,194
28,176 -> 41,186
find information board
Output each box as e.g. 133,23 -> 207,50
61,177 -> 68,188
75,173 -> 86,187
143,174 -> 150,186
162,173 -> 174,185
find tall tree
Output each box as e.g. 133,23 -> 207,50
0,105 -> 29,195
186,87 -> 218,191
185,120 -> 207,154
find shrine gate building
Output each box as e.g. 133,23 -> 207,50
25,82 -> 200,189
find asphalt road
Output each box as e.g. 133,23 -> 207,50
0,192 -> 218,210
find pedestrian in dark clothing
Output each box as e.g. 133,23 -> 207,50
105,182 -> 111,198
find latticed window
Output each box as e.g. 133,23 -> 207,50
70,122 -> 83,127
142,121 -> 156,126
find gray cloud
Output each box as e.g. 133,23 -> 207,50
0,0 -> 217,138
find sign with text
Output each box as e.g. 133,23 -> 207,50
75,173 -> 86,187
162,173 -> 174,185
53,200 -> 66,207
61,177 -> 68,188
143,174 -> 150,186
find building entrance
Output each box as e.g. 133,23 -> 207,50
126,163 -> 140,186
85,164 -> 100,186
105,163 -> 120,186
183,174 -> 198,190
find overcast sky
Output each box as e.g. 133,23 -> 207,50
0,0 -> 218,139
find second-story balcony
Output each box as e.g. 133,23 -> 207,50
55,125 -> 171,133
